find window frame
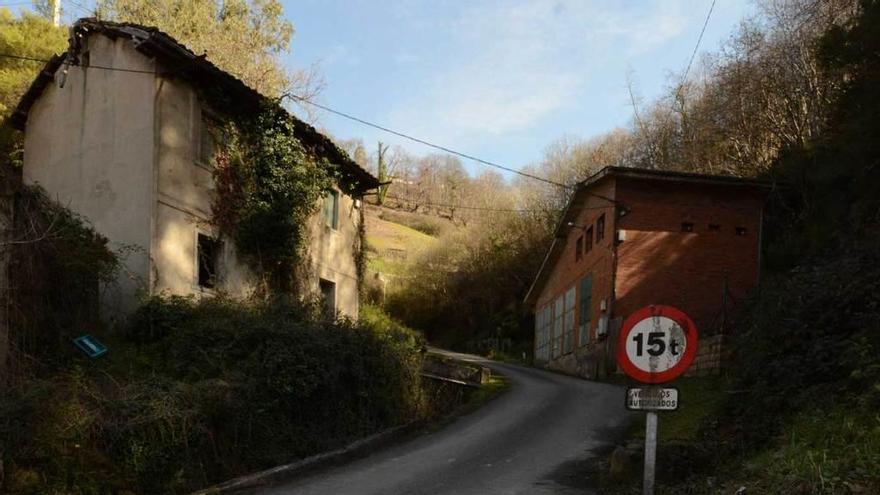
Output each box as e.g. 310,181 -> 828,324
578,275 -> 593,347
575,235 -> 583,261
596,214 -> 605,242
196,108 -> 225,169
323,189 -> 340,230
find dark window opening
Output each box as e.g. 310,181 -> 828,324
320,278 -> 336,318
596,214 -> 605,242
323,190 -> 339,229
586,226 -> 593,252
708,224 -> 721,232
197,234 -> 221,289
575,235 -> 583,261
736,226 -> 747,236
681,222 -> 694,232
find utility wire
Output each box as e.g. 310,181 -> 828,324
0,52 -> 156,74
0,51 -> 597,196
676,0 -> 716,99
383,194 -> 553,213
382,194 -> 612,214
283,94 -> 572,190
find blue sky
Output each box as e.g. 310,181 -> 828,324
281,0 -> 757,175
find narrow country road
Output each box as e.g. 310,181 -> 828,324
259,351 -> 635,495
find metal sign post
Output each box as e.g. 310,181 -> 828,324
616,305 -> 699,495
643,410 -> 658,495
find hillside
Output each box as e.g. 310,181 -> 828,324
363,204 -> 458,297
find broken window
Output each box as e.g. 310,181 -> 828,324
319,278 -> 336,318
197,233 -> 221,289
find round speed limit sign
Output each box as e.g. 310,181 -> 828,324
617,305 -> 698,384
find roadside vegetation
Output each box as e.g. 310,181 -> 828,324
590,0 -> 880,492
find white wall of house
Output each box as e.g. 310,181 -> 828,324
21,31 -> 363,322
22,34 -> 156,324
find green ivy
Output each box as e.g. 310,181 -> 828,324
212,104 -> 339,294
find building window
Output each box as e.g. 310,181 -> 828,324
564,287 -> 576,354
681,222 -> 694,232
197,233 -> 221,289
553,295 -> 564,359
198,115 -> 224,166
596,214 -> 605,242
708,224 -> 721,232
539,305 -> 552,361
585,226 -> 593,252
578,275 -> 592,347
736,226 -> 747,236
535,304 -> 552,362
319,278 -> 336,318
323,190 -> 339,230
575,235 -> 583,261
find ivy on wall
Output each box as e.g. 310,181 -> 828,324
212,103 -> 340,294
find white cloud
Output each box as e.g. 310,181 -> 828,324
383,0 -> 690,144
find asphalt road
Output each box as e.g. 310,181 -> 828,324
261,352 -> 634,495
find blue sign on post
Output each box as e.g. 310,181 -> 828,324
73,335 -> 107,358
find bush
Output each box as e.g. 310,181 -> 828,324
1,297 -> 426,494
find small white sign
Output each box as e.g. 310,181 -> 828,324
626,387 -> 679,411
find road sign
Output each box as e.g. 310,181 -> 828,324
73,335 -> 107,358
626,387 -> 679,411
617,305 -> 698,384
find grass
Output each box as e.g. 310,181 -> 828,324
625,376 -> 726,443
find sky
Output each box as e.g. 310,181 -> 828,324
281,0 -> 758,177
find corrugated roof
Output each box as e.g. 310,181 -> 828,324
10,18 -> 379,191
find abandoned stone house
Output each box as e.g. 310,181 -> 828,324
10,18 -> 379,325
524,166 -> 772,379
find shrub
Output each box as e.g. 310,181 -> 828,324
0,297 -> 426,494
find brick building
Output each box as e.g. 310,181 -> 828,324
524,166 -> 772,378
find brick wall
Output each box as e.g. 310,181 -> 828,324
534,180 -> 616,361
534,174 -> 764,379
615,178 -> 764,334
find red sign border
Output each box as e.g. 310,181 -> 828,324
617,305 -> 699,384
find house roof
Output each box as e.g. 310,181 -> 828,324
522,166 -> 775,306
10,18 -> 379,192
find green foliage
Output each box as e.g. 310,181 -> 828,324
96,0 -> 295,96
2,298 -> 426,494
0,8 -> 67,165
212,105 -> 337,293
8,185 -> 119,372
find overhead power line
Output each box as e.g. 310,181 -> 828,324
383,194 -> 556,213
0,51 -> 595,195
283,94 -> 571,189
678,0 -> 717,96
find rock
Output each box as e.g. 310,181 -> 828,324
609,446 -> 630,481
735,487 -> 747,494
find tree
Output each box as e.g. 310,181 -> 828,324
95,0 -> 315,98
0,8 -> 67,164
